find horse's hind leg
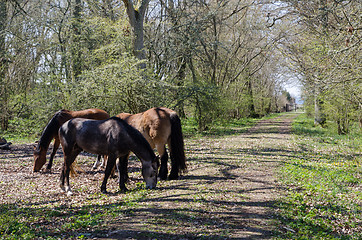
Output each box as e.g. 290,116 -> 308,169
46,138 -> 60,172
60,149 -> 81,196
157,145 -> 168,180
100,155 -> 107,168
92,155 -> 102,170
100,154 -> 117,193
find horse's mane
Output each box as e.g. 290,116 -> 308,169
111,116 -> 155,155
35,110 -> 67,152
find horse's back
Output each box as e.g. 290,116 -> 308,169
70,108 -> 110,120
118,107 -> 175,146
54,108 -> 109,127
60,118 -> 106,153
60,118 -> 131,155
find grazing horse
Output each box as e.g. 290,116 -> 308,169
58,117 -> 158,195
33,108 -> 110,172
117,107 -> 186,180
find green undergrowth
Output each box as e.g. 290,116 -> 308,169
0,187 -> 150,239
0,117 -> 39,143
183,113 -> 282,137
276,114 -> 362,239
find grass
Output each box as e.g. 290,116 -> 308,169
275,114 -> 362,239
0,188 -> 151,239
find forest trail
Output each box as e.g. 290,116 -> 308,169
227,112 -> 300,238
0,112 -> 300,239
168,111 -> 301,239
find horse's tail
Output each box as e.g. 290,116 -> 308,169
69,161 -> 84,177
169,113 -> 187,174
69,164 -> 78,177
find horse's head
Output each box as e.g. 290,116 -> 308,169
33,145 -> 46,172
142,157 -> 158,189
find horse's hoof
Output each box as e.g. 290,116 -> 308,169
44,168 -> 51,173
66,191 -> 73,196
158,175 -> 167,181
168,175 -> 179,180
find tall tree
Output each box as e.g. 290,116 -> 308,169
0,0 -> 8,130
71,0 -> 83,81
122,0 -> 149,69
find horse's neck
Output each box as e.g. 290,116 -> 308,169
132,146 -> 155,163
129,136 -> 155,164
38,112 -> 72,149
38,121 -> 57,149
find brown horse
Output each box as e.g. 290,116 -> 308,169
59,117 -> 158,195
117,107 -> 186,180
33,108 -> 110,172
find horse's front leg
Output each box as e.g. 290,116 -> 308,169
117,154 -> 129,193
100,155 -> 116,193
46,137 -> 60,172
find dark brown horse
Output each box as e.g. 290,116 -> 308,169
59,117 -> 158,195
117,107 -> 186,180
33,108 -> 110,172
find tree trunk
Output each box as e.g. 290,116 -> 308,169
166,0 -> 186,117
71,0 -> 82,82
314,0 -> 328,127
122,0 -> 150,70
314,84 -> 326,126
175,58 -> 186,118
246,77 -> 257,118
0,1 -> 8,130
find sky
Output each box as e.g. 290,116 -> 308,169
285,83 -> 303,104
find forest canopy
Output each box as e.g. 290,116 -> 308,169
0,0 -> 360,136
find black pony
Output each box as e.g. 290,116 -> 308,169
58,117 -> 158,195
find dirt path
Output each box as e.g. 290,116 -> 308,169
0,112 -> 300,239
231,112 -> 299,238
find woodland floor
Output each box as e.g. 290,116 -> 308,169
0,112 -> 300,239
